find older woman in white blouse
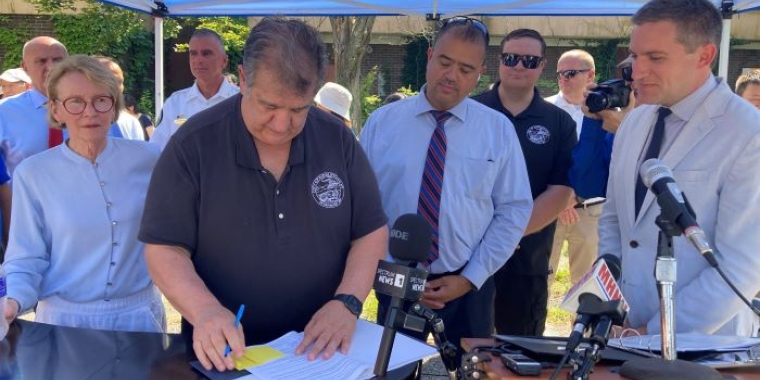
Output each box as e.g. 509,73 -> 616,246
2,55 -> 165,332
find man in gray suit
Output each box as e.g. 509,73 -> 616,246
600,0 -> 760,337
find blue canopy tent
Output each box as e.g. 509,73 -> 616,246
92,0 -> 760,117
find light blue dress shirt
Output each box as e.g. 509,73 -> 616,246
4,138 -> 160,314
360,86 -> 533,288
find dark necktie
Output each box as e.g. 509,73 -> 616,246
419,110 -> 451,267
634,107 -> 672,217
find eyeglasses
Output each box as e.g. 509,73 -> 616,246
500,53 -> 543,69
441,16 -> 490,43
56,95 -> 115,115
557,69 -> 591,80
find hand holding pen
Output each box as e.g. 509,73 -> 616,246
225,304 -> 246,357
191,303 -> 246,372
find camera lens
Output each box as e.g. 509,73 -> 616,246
585,92 -> 609,113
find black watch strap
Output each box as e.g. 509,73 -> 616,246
333,294 -> 362,318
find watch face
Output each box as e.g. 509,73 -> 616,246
335,294 -> 362,317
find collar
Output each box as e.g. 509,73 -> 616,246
189,79 -> 238,101
553,91 -> 580,109
483,83 -> 544,118
413,83 -> 468,123
668,75 -> 719,123
29,89 -> 48,109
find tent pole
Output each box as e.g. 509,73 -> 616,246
154,16 -> 164,120
718,1 -> 734,80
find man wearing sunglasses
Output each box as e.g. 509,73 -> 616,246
361,17 -> 532,353
545,50 -> 601,288
472,29 -> 576,336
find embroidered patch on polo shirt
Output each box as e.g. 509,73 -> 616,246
312,172 -> 345,208
526,125 -> 551,145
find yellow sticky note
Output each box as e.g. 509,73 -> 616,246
234,345 -> 285,370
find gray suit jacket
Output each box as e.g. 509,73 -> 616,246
599,78 -> 760,336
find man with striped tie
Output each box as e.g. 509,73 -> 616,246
361,17 -> 533,353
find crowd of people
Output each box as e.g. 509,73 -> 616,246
0,0 -> 758,374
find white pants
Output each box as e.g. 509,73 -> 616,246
35,286 -> 166,333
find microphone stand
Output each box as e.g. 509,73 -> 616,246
408,302 -> 459,380
569,316 -> 612,380
619,215 -> 722,380
655,227 -> 677,360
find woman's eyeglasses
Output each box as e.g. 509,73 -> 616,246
557,69 -> 591,80
500,53 -> 544,70
56,95 -> 115,115
441,16 -> 490,42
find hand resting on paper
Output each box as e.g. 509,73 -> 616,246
295,299 -> 357,361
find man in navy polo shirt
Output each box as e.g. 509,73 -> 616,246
472,28 -> 576,336
139,17 -> 388,372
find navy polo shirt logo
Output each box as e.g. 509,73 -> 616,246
526,125 -> 551,145
312,172 -> 345,208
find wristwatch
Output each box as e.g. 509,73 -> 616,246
332,294 -> 362,318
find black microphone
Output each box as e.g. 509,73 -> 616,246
566,254 -> 624,352
373,214 -> 431,377
640,159 -> 718,267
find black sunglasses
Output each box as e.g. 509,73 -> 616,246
557,69 -> 591,80
441,16 -> 490,43
500,53 -> 543,70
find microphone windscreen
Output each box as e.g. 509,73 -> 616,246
640,158 -> 673,188
389,214 -> 432,263
597,254 -> 622,281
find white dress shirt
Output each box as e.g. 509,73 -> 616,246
150,80 -> 239,150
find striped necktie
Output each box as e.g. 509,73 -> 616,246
634,107 -> 672,217
419,110 -> 452,266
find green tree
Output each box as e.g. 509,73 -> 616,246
401,34 -> 432,92
0,16 -> 29,70
173,17 -> 249,74
21,0 -> 181,118
329,16 -> 376,135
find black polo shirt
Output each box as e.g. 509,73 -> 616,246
139,94 -> 387,344
472,85 -> 576,275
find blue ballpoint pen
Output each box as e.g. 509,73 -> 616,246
224,304 -> 246,357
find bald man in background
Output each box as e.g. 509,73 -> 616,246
0,36 -> 68,176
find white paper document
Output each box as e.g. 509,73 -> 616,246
238,319 -> 437,380
609,333 -> 760,353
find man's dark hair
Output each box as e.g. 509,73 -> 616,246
242,17 -> 326,95
191,28 -> 227,53
632,0 -> 722,53
500,29 -> 546,58
433,18 -> 489,62
735,70 -> 760,96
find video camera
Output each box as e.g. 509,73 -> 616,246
585,79 -> 631,113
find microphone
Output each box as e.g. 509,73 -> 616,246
640,159 -> 717,267
561,254 -> 628,352
373,214 -> 431,377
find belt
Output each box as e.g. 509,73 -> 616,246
574,196 -> 606,209
427,264 -> 466,282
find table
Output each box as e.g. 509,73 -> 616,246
0,319 -> 417,380
462,338 -> 760,380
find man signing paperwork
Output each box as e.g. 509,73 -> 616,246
139,17 -> 388,372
